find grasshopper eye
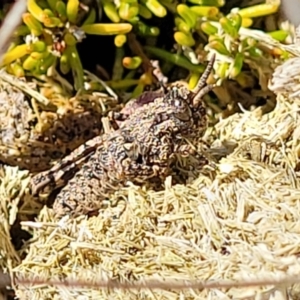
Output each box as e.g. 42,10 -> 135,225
174,108 -> 192,121
172,99 -> 192,121
174,99 -> 181,107
165,86 -> 192,121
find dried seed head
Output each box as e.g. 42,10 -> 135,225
269,56 -> 300,98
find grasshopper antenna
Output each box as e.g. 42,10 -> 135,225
192,54 -> 216,106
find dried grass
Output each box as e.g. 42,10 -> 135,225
0,166 -> 33,271
0,87 -> 296,299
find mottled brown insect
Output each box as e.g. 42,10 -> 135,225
31,54 -> 216,218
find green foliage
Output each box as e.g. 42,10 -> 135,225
1,0 -> 132,90
0,0 -> 289,95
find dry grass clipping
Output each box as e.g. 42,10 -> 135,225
3,84 -> 299,300
0,166 -> 33,272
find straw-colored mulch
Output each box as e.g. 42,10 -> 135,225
0,56 -> 299,299
0,69 -> 294,299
